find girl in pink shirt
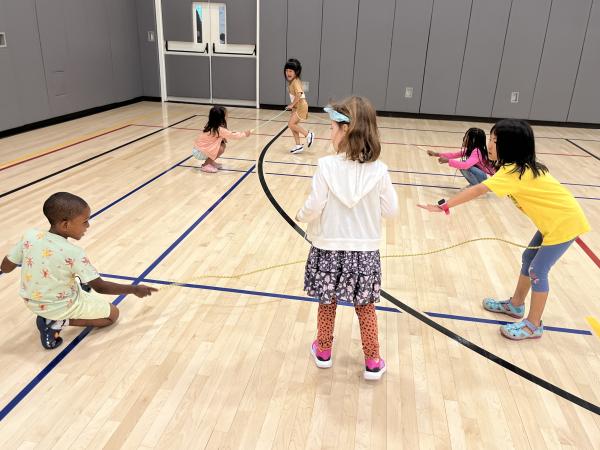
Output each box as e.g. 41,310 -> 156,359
427,127 -> 495,186
193,106 -> 251,173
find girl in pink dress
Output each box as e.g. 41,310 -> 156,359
193,106 -> 251,173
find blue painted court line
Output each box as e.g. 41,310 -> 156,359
0,164 -> 256,422
181,165 -> 600,199
217,156 -> 600,189
99,273 -> 593,336
425,311 -> 592,335
99,273 -> 401,314
91,155 -> 193,219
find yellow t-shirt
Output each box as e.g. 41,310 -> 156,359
483,165 -> 590,245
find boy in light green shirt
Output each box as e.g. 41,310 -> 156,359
1,192 -> 157,349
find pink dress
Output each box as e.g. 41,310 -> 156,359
193,127 -> 246,160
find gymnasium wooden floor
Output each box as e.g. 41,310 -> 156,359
1,101 -> 599,449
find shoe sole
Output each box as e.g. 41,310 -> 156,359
364,365 -> 386,380
311,347 -> 332,369
307,134 -> 314,148
500,328 -> 542,341
36,316 -> 63,350
291,149 -> 304,154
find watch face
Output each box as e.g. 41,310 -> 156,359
437,199 -> 445,205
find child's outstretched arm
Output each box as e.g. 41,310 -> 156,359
220,128 -> 251,139
87,277 -> 157,298
0,256 -> 17,274
296,168 -> 328,222
417,183 -> 489,213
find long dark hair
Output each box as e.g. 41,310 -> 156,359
461,127 -> 493,170
203,106 -> 227,136
283,58 -> 302,79
491,119 -> 548,178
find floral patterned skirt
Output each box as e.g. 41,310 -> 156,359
304,246 -> 381,306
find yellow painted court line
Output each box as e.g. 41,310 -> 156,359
586,316 -> 600,339
0,124 -> 132,170
0,111 -> 162,171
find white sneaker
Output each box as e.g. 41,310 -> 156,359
306,131 -> 314,147
290,145 -> 304,154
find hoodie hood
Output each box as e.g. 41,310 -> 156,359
318,154 -> 388,208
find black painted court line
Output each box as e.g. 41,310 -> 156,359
0,115 -> 197,199
567,139 -> 600,162
98,273 -> 592,336
256,125 -> 600,416
0,162 -> 256,422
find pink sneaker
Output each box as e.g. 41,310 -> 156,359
200,164 -> 218,173
364,357 -> 386,380
311,340 -> 332,368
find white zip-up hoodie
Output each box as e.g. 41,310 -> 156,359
296,154 -> 399,251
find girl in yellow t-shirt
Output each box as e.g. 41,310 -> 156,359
284,58 -> 314,154
418,119 -> 590,341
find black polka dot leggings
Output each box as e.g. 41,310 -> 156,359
316,300 -> 380,359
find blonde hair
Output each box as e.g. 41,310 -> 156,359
329,96 -> 381,163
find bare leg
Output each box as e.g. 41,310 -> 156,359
288,114 -> 306,143
509,274 -> 531,307
69,304 -> 119,328
526,291 -> 548,328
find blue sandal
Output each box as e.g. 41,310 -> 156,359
36,316 -> 63,350
482,298 -> 525,319
500,319 -> 543,340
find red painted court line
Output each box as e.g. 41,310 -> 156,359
170,127 -> 592,156
0,124 -> 133,172
576,237 -> 600,270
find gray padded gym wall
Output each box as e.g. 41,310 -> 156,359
136,0 -> 160,98
37,0 -> 116,115
286,0 -> 323,107
568,1 -> 600,123
492,0 -> 552,118
318,0 -> 358,107
259,0 -> 287,105
420,0 -> 472,115
352,0 -> 396,110
0,0 -> 144,133
0,0 -> 50,131
455,0 -> 511,117
385,0 -> 433,113
530,0 -> 592,121
107,0 -> 144,103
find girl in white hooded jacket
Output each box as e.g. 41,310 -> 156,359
296,96 -> 398,380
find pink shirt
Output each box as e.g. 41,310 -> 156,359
193,127 -> 246,160
439,148 -> 495,175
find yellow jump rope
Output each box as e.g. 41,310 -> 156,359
161,113 -> 540,291
159,237 -> 539,290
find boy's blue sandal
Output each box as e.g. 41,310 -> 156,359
482,298 -> 525,319
500,319 -> 543,340
36,316 -> 63,350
